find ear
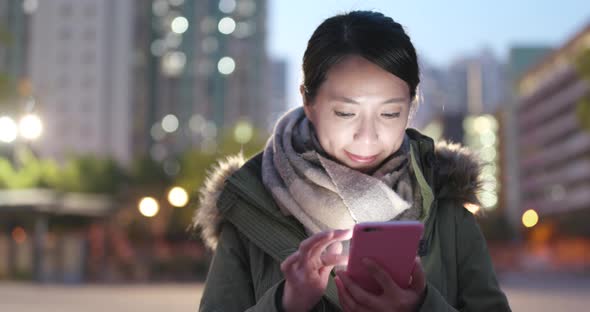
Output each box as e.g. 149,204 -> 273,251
300,85 -> 314,122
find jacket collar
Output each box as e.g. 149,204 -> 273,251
192,128 -> 484,251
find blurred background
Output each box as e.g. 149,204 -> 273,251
0,0 -> 589,310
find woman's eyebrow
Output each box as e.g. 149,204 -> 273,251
330,95 -> 408,104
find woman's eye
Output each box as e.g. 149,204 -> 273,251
334,111 -> 355,118
381,112 -> 401,119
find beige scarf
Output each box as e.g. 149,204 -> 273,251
262,107 -> 422,236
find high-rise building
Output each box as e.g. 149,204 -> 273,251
0,0 -> 31,105
29,0 -> 134,166
501,46 -> 552,231
142,0 -> 271,160
517,23 -> 590,223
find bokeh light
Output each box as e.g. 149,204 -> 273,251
171,16 -> 189,34
139,197 -> 159,218
522,209 -> 539,228
217,56 -> 235,75
0,116 -> 18,143
162,114 -> 179,133
168,186 -> 189,207
218,17 -> 236,35
19,114 -> 43,140
234,121 -> 254,144
12,226 -> 27,244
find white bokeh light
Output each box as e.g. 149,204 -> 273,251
218,17 -> 236,35
162,114 -> 179,133
138,197 -> 159,217
234,121 -> 253,144
22,0 -> 38,14
217,56 -> 235,75
161,51 -> 186,76
171,16 -> 189,34
0,116 -> 18,143
219,0 -> 236,13
168,186 -> 189,207
19,114 -> 43,140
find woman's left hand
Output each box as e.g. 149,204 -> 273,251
334,257 -> 426,312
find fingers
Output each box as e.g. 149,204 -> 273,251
336,271 -> 380,309
362,258 -> 402,295
299,229 -> 351,267
335,275 -> 356,312
280,251 -> 300,273
320,253 -> 349,267
410,257 -> 426,293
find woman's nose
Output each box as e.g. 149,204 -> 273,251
353,119 -> 378,144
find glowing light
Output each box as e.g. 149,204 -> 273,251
522,209 -> 539,228
202,121 -> 218,139
161,51 -> 186,76
218,0 -> 236,13
480,191 -> 498,209
464,203 -> 480,214
218,17 -> 236,35
189,115 -> 205,133
19,114 -> 43,140
168,186 -> 189,207
152,0 -> 169,17
150,39 -> 165,56
22,0 -> 38,14
234,121 -> 254,144
0,116 -> 18,143
217,56 -> 235,75
162,114 -> 179,133
151,123 -> 166,141
171,16 -> 189,34
12,227 -> 27,244
139,197 -> 159,217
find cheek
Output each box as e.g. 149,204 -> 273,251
315,122 -> 353,151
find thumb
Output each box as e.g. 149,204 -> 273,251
410,257 -> 426,293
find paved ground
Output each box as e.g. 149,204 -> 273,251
1,272 -> 589,311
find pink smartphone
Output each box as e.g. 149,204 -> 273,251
345,221 -> 424,294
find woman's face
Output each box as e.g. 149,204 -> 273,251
303,55 -> 412,173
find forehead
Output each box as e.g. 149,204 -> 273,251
320,55 -> 409,96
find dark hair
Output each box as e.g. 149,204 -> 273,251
302,11 -> 420,103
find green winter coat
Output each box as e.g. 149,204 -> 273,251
194,129 -> 511,311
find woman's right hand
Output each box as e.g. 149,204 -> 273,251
281,229 -> 352,312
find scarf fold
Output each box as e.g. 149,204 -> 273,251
262,107 -> 422,237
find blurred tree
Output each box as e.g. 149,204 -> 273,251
56,155 -> 127,194
0,148 -> 57,189
0,25 -> 18,105
129,155 -> 171,188
168,126 -> 268,233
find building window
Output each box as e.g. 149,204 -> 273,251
84,4 -> 96,17
81,51 -> 96,65
83,28 -> 97,41
58,27 -> 72,40
59,3 -> 73,17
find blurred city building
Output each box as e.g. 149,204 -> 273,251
1,0 -> 282,283
28,0 -> 135,166
138,0 -> 278,162
516,23 -> 590,235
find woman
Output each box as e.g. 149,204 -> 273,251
193,10 -> 511,312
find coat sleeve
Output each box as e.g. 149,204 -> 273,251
419,208 -> 512,311
198,222 -> 286,312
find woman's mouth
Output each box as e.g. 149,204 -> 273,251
344,151 -> 379,164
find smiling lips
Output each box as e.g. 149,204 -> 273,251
345,151 -> 379,164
